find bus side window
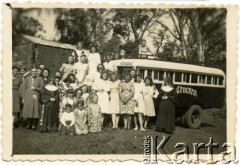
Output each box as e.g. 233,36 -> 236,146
166,71 -> 174,79
219,76 -> 224,85
175,72 -> 182,82
199,75 -> 206,84
191,74 -> 198,83
158,71 -> 164,81
147,70 -> 153,77
139,69 -> 144,79
207,75 -> 211,84
153,70 -> 158,80
183,73 -> 190,83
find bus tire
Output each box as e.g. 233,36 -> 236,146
180,114 -> 186,127
184,105 -> 202,129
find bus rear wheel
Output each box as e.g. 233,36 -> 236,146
184,105 -> 202,129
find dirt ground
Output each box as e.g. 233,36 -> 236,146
13,108 -> 226,155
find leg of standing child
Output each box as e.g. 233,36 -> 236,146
115,114 -> 119,128
133,114 -> 138,130
138,113 -> 146,131
144,116 -> 149,128
123,114 -> 127,129
112,114 -> 116,128
127,115 -> 132,129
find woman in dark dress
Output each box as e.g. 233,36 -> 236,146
155,77 -> 176,134
39,77 -> 59,132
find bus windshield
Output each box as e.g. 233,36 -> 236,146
117,66 -> 134,80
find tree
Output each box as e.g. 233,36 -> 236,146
12,8 -> 45,47
154,8 -> 226,64
112,9 -> 167,43
55,8 -> 113,47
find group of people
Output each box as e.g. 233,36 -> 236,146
12,41 -> 177,136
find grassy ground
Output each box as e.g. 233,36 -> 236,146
13,108 -> 226,155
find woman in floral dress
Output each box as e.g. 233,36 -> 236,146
119,74 -> 135,130
74,99 -> 88,135
87,94 -> 102,133
12,66 -> 22,127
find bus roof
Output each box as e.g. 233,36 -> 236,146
112,59 -> 225,76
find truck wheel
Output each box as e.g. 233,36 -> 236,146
180,114 -> 186,127
184,105 -> 202,129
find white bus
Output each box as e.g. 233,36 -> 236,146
111,59 -> 226,129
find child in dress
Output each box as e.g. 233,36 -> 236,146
81,84 -> 89,107
87,94 -> 102,133
59,104 -> 75,136
74,99 -> 88,135
143,77 -> 159,129
92,71 -> 110,128
58,89 -> 77,131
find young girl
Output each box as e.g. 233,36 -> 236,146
87,94 -> 102,133
74,99 -> 88,135
75,88 -> 83,102
60,104 -> 75,136
133,75 -> 146,131
129,69 -> 136,82
60,89 -> 77,118
81,84 -> 89,107
109,72 -> 120,129
92,71 -> 110,127
143,77 -> 159,129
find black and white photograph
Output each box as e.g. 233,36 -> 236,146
2,2 -> 238,162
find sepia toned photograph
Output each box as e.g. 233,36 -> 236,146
2,2 -> 238,162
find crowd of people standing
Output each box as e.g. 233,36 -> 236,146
12,40 -> 177,136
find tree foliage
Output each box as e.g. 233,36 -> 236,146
12,8 -> 45,47
13,8 -> 226,70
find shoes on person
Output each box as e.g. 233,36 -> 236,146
134,127 -> 138,131
140,128 -> 146,132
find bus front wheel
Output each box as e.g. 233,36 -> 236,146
184,105 -> 202,129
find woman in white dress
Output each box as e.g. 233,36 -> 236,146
109,72 -> 120,129
133,75 -> 146,131
92,71 -> 110,127
86,45 -> 101,87
73,54 -> 89,85
143,77 -> 159,129
59,55 -> 75,81
72,41 -> 89,62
